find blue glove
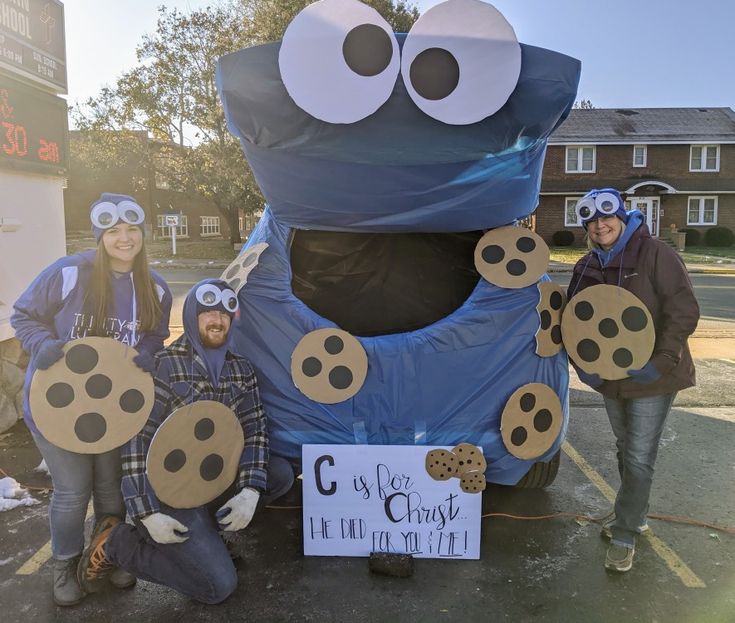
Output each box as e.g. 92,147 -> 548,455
35,340 -> 65,370
627,361 -> 661,385
133,349 -> 156,373
577,369 -> 603,388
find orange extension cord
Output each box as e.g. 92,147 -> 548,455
3,464 -> 732,535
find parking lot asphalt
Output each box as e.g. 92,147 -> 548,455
1,355 -> 734,623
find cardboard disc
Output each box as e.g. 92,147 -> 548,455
146,400 -> 245,509
291,328 -> 368,404
501,383 -> 562,460
29,337 -> 154,454
474,227 -> 549,289
535,281 -> 567,357
561,285 -> 655,381
221,242 -> 268,294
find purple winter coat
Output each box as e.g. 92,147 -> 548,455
567,224 -> 699,399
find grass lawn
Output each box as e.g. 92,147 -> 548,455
680,247 -> 735,263
548,247 -> 587,264
66,233 -> 238,262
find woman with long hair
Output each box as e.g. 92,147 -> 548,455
11,193 -> 172,605
567,188 -> 699,573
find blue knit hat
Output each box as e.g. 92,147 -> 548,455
90,193 -> 146,242
575,188 -> 626,228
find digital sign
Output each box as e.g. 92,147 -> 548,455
0,0 -> 66,92
0,72 -> 67,174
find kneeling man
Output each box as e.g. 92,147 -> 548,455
77,279 -> 294,603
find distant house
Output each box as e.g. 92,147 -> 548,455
536,107 -> 735,245
64,131 -> 260,242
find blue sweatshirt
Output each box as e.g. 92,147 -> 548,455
11,250 -> 172,434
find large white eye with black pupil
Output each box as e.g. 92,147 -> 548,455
401,0 -> 521,125
278,0 -> 399,124
90,202 -> 118,229
221,290 -> 239,313
196,284 -> 222,307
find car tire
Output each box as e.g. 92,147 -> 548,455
514,450 -> 560,488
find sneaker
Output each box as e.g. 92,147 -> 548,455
605,543 -> 635,572
77,515 -> 120,593
109,567 -> 137,590
52,555 -> 84,607
599,512 -> 649,539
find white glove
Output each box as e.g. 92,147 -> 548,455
217,487 -> 260,532
141,512 -> 189,544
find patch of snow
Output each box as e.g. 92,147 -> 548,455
0,477 -> 40,512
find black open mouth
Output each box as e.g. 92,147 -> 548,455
290,230 -> 483,337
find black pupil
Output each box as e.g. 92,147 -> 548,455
99,212 -> 113,225
203,292 -> 216,304
600,201 -> 613,211
124,209 -> 138,221
580,206 -> 591,218
342,24 -> 393,77
410,47 -> 460,101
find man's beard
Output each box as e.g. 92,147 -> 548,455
200,323 -> 228,348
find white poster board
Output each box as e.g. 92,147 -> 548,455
302,444 -> 482,560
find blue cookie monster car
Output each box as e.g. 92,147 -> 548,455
216,0 -> 581,486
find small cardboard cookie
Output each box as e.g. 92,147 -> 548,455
460,471 -> 486,494
221,242 -> 268,294
451,443 -> 487,476
146,400 -> 245,509
501,383 -> 562,460
474,226 -> 549,289
291,328 -> 368,404
425,449 -> 458,481
535,281 -> 567,357
561,284 -> 654,380
29,337 -> 153,454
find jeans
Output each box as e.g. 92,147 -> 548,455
603,393 -> 676,547
32,432 -> 125,560
105,456 -> 294,604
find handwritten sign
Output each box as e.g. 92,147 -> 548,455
302,445 -> 482,560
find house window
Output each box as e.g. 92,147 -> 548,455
564,197 -> 584,227
156,215 -> 188,238
689,145 -> 720,172
633,145 -> 647,167
687,197 -> 718,225
565,146 -> 595,173
200,216 -> 221,237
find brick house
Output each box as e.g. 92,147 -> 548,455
64,131 -> 261,242
536,107 -> 735,246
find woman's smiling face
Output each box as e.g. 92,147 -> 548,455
587,215 -> 623,251
102,223 -> 143,271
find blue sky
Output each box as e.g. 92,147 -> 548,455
64,0 -> 734,110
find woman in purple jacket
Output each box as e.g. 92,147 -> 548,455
11,193 -> 172,605
567,188 -> 699,573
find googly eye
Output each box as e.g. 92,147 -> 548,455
278,0 -> 400,124
575,198 -> 596,222
221,290 -> 239,313
90,202 -> 119,229
401,0 -> 521,125
195,284 -> 222,307
594,192 -> 620,215
117,200 -> 145,225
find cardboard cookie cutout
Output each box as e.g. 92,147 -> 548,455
29,337 -> 153,454
146,400 -> 245,509
425,449 -> 459,481
474,227 -> 549,289
561,284 -> 654,381
451,443 -> 487,475
500,383 -> 562,460
221,242 -> 268,294
291,328 -> 368,403
460,471 -> 486,493
535,282 -> 567,357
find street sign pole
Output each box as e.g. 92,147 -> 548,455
171,224 -> 177,256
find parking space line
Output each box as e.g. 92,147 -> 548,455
16,504 -> 94,576
561,441 -> 706,588
721,359 -> 735,365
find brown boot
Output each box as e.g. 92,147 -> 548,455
77,515 -> 120,593
52,555 -> 84,606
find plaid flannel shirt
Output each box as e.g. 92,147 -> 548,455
121,334 -> 269,520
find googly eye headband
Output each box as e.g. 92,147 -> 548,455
194,281 -> 239,317
90,193 -> 146,242
575,188 -> 626,228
